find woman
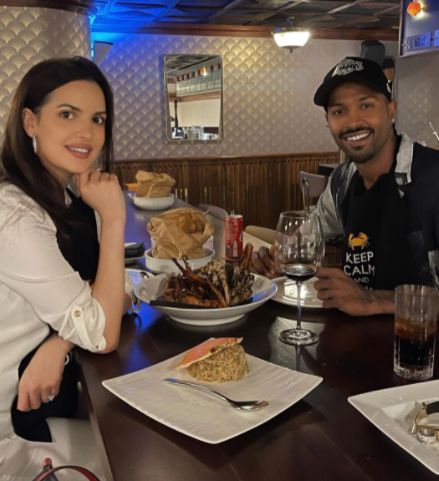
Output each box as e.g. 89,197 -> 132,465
0,57 -> 129,478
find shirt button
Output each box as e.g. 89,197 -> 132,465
73,308 -> 82,318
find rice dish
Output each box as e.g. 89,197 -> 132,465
187,344 -> 249,383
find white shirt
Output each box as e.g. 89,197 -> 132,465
0,418 -> 107,480
0,184 -> 109,440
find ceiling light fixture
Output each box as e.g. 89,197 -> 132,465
272,18 -> 310,52
407,0 -> 423,16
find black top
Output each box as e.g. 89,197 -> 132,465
341,166 -> 417,290
58,190 -> 100,282
11,192 -> 99,442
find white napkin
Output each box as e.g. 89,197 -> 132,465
135,273 -> 168,303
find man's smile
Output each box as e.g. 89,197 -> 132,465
340,128 -> 373,147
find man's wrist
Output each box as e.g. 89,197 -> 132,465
365,290 -> 395,315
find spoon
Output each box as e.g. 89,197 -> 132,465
164,377 -> 269,411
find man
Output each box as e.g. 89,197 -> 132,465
382,56 -> 395,94
312,56 -> 439,315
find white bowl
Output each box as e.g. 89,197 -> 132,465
144,248 -> 215,274
134,274 -> 277,326
133,194 -> 174,210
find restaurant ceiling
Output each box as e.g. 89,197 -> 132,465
88,0 -> 401,36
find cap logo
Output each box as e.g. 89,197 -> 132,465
332,58 -> 364,78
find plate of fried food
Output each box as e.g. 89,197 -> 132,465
146,207 -> 215,273
103,337 -> 322,443
134,244 -> 277,325
131,170 -> 176,210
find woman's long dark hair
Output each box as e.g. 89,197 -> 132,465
0,56 -> 114,234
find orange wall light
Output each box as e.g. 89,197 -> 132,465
407,1 -> 423,16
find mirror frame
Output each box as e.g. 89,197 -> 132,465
163,54 -> 223,143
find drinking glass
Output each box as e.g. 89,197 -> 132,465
394,284 -> 439,381
274,211 -> 324,345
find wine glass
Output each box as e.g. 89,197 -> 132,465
274,211 -> 324,346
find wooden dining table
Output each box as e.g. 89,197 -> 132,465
79,196 -> 438,481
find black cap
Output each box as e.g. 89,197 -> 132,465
314,57 -> 392,107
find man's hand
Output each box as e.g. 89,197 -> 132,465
314,267 -> 395,316
17,335 -> 72,411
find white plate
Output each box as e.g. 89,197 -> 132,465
133,193 -> 174,210
144,248 -> 215,274
348,380 -> 439,474
103,351 -> 322,444
272,277 -> 323,309
134,274 -> 277,326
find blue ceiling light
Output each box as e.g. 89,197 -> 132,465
88,3 -> 164,55
91,31 -> 125,44
89,3 -> 161,34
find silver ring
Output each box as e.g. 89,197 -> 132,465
48,394 -> 55,402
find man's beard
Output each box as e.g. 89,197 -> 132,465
333,127 -> 377,164
342,144 -> 376,164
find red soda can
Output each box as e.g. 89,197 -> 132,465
225,212 -> 243,260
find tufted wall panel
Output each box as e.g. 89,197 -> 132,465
100,36 -> 389,160
395,52 -> 439,149
0,6 -> 89,135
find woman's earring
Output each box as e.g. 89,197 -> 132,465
32,136 -> 37,154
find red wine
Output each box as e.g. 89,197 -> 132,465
283,264 -> 317,282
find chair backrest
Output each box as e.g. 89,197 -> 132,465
299,171 -> 327,199
198,203 -> 228,220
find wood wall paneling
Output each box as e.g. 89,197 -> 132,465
112,152 -> 338,229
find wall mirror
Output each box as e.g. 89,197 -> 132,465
164,54 -> 222,142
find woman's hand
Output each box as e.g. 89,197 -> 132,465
314,267 -> 394,316
76,170 -> 125,224
17,335 -> 72,411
